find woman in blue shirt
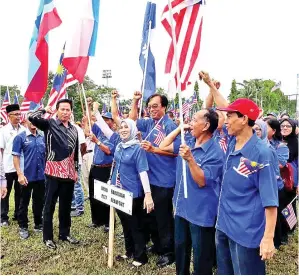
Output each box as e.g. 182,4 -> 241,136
94,114 -> 154,268
254,119 -> 289,248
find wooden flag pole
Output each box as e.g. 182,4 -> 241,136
107,206 -> 115,268
78,83 -> 85,116
167,0 -> 188,198
139,20 -> 153,119
80,84 -> 92,132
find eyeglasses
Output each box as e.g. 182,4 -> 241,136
9,113 -> 22,117
147,104 -> 161,110
280,124 -> 292,129
253,128 -> 262,132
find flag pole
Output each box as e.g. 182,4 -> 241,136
167,0 -> 188,198
139,20 -> 153,118
80,83 -> 92,132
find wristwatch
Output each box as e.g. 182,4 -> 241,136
97,140 -> 102,147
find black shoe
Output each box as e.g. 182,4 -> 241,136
71,210 -> 84,217
103,225 -> 109,233
115,254 -> 133,262
146,245 -> 160,255
87,223 -> 100,228
34,224 -> 43,233
19,228 -> 29,239
44,240 -> 57,250
156,255 -> 174,268
59,235 -> 79,244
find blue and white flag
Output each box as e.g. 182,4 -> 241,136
139,1 -> 156,101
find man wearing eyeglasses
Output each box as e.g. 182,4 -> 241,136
0,104 -> 26,227
129,92 -> 177,268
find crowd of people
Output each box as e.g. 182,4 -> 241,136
0,71 -> 298,275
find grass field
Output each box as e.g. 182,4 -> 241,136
1,194 -> 298,275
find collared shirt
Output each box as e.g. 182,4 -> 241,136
173,136 -> 224,227
216,133 -> 278,248
29,110 -> 79,181
137,115 -> 177,188
92,123 -> 115,165
0,123 -> 26,173
12,129 -> 46,182
111,135 -> 149,198
0,152 -> 6,187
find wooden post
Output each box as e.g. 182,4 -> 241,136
107,206 -> 115,268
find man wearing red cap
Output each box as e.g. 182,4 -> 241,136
199,72 -> 278,275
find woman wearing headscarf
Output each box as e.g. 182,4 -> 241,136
280,118 -> 298,232
253,119 -> 288,248
93,113 -> 154,268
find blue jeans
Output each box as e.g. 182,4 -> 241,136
71,166 -> 84,212
216,229 -> 265,275
175,216 -> 215,275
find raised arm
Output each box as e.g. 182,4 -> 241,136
199,71 -> 229,108
159,126 -> 182,153
111,90 -> 121,127
129,91 -> 142,121
29,107 -> 52,131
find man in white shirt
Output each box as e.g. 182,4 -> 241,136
0,104 -> 26,226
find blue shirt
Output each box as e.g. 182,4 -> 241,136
110,134 -> 149,198
216,133 -> 278,248
137,115 -> 177,188
269,139 -> 289,167
12,130 -> 46,182
173,136 -> 224,227
92,124 -> 115,165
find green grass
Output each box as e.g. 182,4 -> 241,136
1,194 -> 298,275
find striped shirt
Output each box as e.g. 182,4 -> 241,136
29,110 -> 79,181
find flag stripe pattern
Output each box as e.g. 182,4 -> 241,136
282,203 -> 297,230
0,89 -> 10,124
219,137 -> 228,153
161,0 -> 204,91
153,124 -> 165,145
23,0 -> 62,103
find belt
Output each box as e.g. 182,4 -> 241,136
93,164 -> 112,168
86,150 -> 93,153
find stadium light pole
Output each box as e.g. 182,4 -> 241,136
102,70 -> 112,112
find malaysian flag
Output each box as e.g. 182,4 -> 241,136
182,98 -> 191,115
192,91 -> 198,104
234,157 -> 269,177
0,88 -> 10,124
161,0 -> 205,91
153,123 -> 165,145
45,45 -> 77,119
219,136 -> 227,153
282,203 -> 297,230
116,172 -> 122,188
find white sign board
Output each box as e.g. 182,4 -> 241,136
94,180 -> 133,215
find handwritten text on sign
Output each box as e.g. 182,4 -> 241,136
94,180 -> 133,215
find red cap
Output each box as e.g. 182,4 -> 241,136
217,98 -> 259,121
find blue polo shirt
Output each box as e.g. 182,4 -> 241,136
92,124 -> 115,165
12,129 -> 46,182
137,115 -> 177,188
216,133 -> 278,248
270,139 -> 289,167
173,136 -> 224,227
110,134 -> 149,198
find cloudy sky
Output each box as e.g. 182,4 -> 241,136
0,0 -> 298,102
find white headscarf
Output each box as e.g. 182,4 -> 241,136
117,118 -> 139,149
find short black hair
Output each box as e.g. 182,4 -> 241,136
267,119 -> 282,141
167,111 -> 174,117
235,111 -> 255,127
56,99 -> 73,111
203,108 -> 219,134
146,94 -> 168,108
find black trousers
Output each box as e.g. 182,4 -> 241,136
18,180 -> 45,229
145,184 -> 174,256
43,176 -> 74,241
89,165 -> 111,226
116,197 -> 148,264
1,172 -> 21,222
